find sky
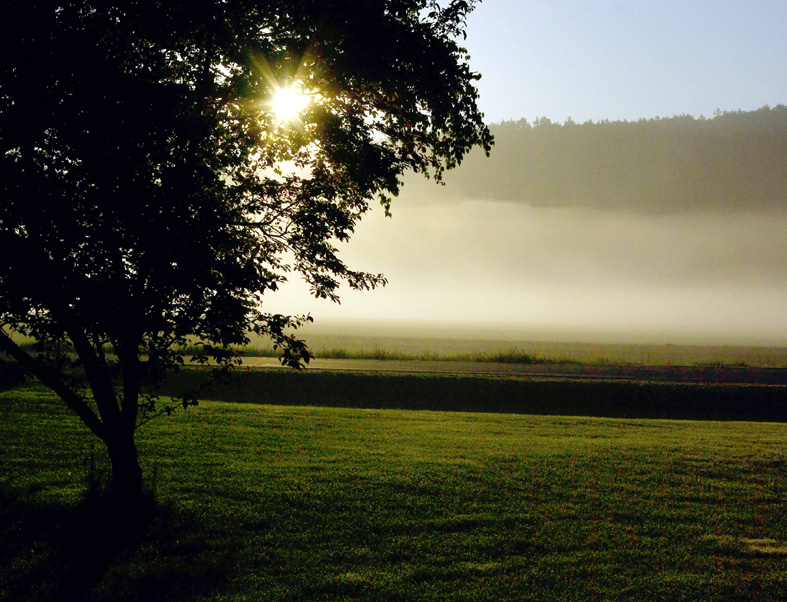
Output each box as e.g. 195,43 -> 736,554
264,1 -> 787,346
464,0 -> 787,125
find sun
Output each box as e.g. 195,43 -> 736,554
271,86 -> 310,123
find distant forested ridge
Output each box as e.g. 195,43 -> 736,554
408,105 -> 787,212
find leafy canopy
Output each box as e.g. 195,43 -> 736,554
0,1 -> 491,430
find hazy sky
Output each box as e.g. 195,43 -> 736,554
464,0 -> 787,124
265,1 -> 787,346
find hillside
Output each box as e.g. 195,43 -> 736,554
403,105 -> 787,212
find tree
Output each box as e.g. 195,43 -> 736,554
0,1 -> 492,503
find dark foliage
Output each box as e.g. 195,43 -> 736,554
409,105 -> 787,212
0,0 -> 492,499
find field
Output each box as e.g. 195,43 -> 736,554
3,370 -> 787,601
10,324 -> 787,367
234,330 -> 787,368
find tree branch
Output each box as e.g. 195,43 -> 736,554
0,329 -> 107,441
116,335 -> 141,432
57,310 -> 122,429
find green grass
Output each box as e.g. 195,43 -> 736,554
173,338 -> 787,367
171,343 -> 577,365
12,330 -> 787,367
310,346 -> 579,364
3,382 -> 787,600
164,368 -> 787,422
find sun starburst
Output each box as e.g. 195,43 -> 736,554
271,86 -> 310,123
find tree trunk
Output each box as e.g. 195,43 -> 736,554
105,428 -> 144,504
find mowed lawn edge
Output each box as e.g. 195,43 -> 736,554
3,381 -> 787,601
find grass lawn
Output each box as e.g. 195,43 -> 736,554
2,382 -> 787,601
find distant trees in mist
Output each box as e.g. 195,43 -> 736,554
411,105 -> 787,212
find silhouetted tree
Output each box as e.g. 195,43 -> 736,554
0,0 -> 492,504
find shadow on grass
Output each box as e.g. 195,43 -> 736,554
0,482 -> 231,601
165,368 -> 787,422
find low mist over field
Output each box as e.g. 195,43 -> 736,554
265,202 -> 787,346
264,110 -> 787,347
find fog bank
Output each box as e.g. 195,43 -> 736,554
263,200 -> 787,346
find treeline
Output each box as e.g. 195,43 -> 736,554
406,105 -> 787,212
